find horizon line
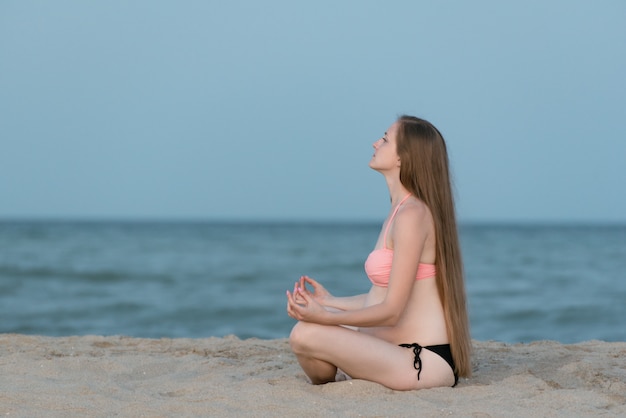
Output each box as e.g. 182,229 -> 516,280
1,216 -> 625,227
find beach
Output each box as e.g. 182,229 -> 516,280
1,335 -> 624,417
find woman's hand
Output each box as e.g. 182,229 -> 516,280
297,275 -> 332,305
286,287 -> 329,324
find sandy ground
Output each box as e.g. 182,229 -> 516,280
1,334 -> 624,417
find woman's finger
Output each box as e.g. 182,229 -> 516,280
286,291 -> 298,319
297,289 -> 313,306
303,276 -> 320,293
287,290 -> 304,309
294,287 -> 307,305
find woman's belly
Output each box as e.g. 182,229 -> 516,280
359,283 -> 449,345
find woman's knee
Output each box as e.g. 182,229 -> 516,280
289,321 -> 322,354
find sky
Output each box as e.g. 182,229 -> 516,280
1,1 -> 625,223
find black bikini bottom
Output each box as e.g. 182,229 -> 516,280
399,343 -> 459,387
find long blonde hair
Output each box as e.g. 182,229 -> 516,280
396,115 -> 471,377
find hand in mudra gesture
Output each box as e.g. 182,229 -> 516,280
296,275 -> 332,305
286,283 -> 328,323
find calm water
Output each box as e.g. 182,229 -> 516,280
1,221 -> 624,343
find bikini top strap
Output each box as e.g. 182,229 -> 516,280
382,194 -> 412,249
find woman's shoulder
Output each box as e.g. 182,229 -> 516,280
391,197 -> 435,255
392,197 -> 433,240
396,196 -> 431,224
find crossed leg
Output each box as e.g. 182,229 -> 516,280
289,321 -> 455,391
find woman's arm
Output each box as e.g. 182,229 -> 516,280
288,284 -> 407,327
297,276 -> 367,311
323,293 -> 369,311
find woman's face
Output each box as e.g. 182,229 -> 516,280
369,121 -> 400,172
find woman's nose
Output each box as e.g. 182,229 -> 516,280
373,139 -> 381,149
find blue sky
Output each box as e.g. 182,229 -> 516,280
1,1 -> 624,222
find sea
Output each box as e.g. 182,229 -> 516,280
1,221 -> 624,344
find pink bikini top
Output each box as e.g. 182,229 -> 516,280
364,194 -> 436,287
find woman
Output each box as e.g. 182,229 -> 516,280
286,115 -> 471,390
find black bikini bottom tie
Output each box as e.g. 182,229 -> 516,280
399,343 -> 423,380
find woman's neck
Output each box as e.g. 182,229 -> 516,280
383,176 -> 411,206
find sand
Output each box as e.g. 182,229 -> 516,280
1,334 -> 624,417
